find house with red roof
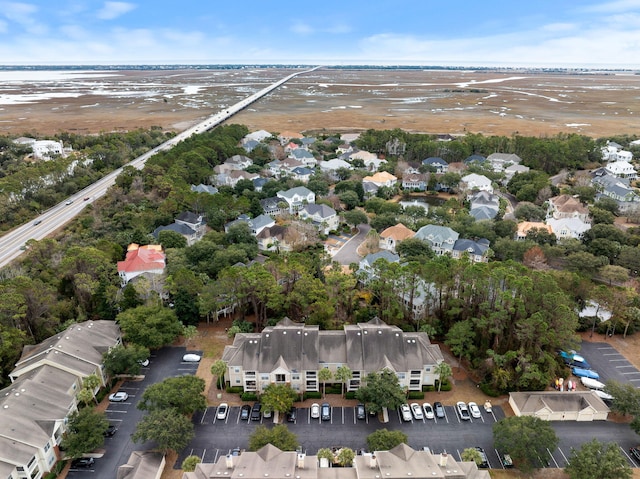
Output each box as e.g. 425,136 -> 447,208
117,244 -> 166,285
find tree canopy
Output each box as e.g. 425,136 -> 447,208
355,369 -> 406,415
366,429 -> 408,451
61,408 -> 109,459
138,375 -> 207,415
565,439 -> 632,479
248,424 -> 299,451
493,416 -> 559,471
132,408 -> 194,453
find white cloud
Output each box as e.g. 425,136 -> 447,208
582,0 -> 640,13
290,23 -> 314,35
97,1 -> 136,20
0,1 -> 46,35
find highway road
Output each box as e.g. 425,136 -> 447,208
0,67 -> 320,269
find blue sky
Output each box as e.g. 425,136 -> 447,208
1,0 -> 639,67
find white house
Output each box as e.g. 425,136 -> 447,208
298,204 -> 338,235
546,217 -> 591,240
276,186 -> 316,213
605,160 -> 637,180
460,173 -> 493,194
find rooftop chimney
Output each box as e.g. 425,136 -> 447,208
226,454 -> 234,469
439,453 -> 448,467
297,454 -> 305,469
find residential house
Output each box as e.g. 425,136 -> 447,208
452,238 -> 491,263
460,173 -> 493,195
290,148 -> 317,167
117,244 -> 166,285
592,174 -> 640,212
190,184 -> 218,195
358,250 -> 401,278
241,138 -> 260,153
379,223 -> 415,253
319,158 -> 352,180
362,171 -> 398,189
292,166 -> 313,183
447,161 -> 468,175
421,157 -> 449,174
184,443 -> 490,479
277,186 -> 316,214
253,177 -> 268,192
226,154 -> 254,169
546,217 -> 591,240
14,137 -> 67,160
300,137 -> 316,147
414,225 -> 459,255
117,451 -> 165,479
153,211 -> 206,246
298,204 -> 339,235
605,160 -> 637,180
463,154 -> 487,165
244,130 -> 272,142
256,225 -> 292,252
486,152 -> 523,172
152,222 -> 199,246
468,191 -> 500,221
226,170 -> 260,188
504,163 -> 530,182
601,141 -> 633,162
546,194 -> 590,222
222,317 -> 444,395
248,214 -> 276,236
3,320 -> 121,479
277,131 -> 303,145
260,197 -> 289,216
402,171 -> 428,190
514,222 -> 553,241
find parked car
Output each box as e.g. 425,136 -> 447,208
182,353 -> 201,362
483,400 -> 492,413
572,367 -> 600,380
216,403 -> 229,420
321,403 -> 331,421
501,454 -> 513,468
250,402 -> 262,421
474,447 -> 489,468
263,408 -> 272,419
434,401 -> 445,418
240,404 -> 251,420
422,403 -> 434,419
286,407 -> 297,422
108,391 -> 129,402
456,401 -> 470,420
138,358 -> 150,367
104,425 -> 117,437
410,403 -> 424,420
311,403 -> 320,419
468,401 -> 481,419
630,446 -> 640,464
356,403 -> 366,420
400,404 -> 412,422
71,457 -> 95,469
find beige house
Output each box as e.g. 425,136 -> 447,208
514,222 -> 553,241
546,195 -> 590,222
222,318 -> 444,394
509,391 -> 609,421
184,443 -> 489,479
379,223 -> 415,253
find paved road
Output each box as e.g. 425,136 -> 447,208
0,67 -> 321,269
332,224 -> 370,265
66,347 -> 201,479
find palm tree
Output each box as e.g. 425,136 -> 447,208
318,368 -> 333,398
334,365 -> 352,397
211,360 -> 227,390
434,362 -> 452,393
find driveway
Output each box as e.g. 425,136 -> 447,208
332,224 -> 370,265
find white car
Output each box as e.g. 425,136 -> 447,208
216,403 -> 229,420
108,391 -> 129,402
410,403 -> 424,420
400,404 -> 412,422
468,402 -> 481,419
422,402 -> 434,419
138,358 -> 150,367
182,354 -> 201,362
456,401 -> 470,420
310,403 -> 320,419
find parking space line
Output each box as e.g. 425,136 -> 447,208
546,448 -> 559,468
107,409 -> 128,413
598,347 -> 615,350
620,446 -> 635,466
622,371 -> 640,375
201,449 -> 207,461
616,365 -> 636,368
557,447 -> 570,466
493,449 -> 504,469
602,352 -> 622,355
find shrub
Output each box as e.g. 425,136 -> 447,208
241,392 -> 258,401
345,392 -> 356,400
479,382 -> 501,397
226,386 -> 244,394
303,391 -> 322,400
407,391 -> 424,400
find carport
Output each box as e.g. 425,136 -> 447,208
509,391 -> 609,421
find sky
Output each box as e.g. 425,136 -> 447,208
1,1 -> 640,67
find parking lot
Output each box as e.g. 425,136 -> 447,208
66,347 -> 202,479
579,341 -> 640,386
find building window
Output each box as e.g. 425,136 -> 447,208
292,374 -> 300,381
234,367 -> 240,373
425,367 -> 431,372
43,442 -> 50,453
275,374 -> 286,383
410,370 -> 421,376
261,374 -> 269,381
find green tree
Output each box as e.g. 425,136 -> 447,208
138,375 -> 207,415
132,408 -> 194,454
248,424 -> 299,451
317,448 -> 334,463
342,209 -> 369,229
565,439 -> 632,479
434,362 -> 452,392
337,447 -> 356,466
181,455 -> 202,472
366,429 -> 408,451
318,368 -> 333,398
260,383 -> 299,415
182,324 -> 198,346
493,416 -> 559,471
445,320 -> 476,370
61,408 -> 109,459
460,447 -> 483,466
334,365 -> 353,397
211,359 -> 227,390
158,230 -> 188,249
396,238 -> 434,261
355,369 -> 406,415
102,343 -> 150,377
604,380 -> 640,417
116,305 -> 183,348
